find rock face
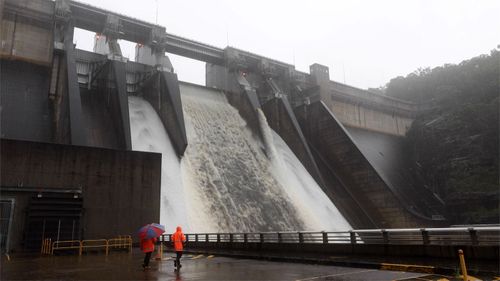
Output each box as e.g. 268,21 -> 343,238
387,50 -> 499,224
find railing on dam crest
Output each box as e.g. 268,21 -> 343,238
160,227 -> 499,246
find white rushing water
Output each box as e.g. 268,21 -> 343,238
128,96 -> 188,229
258,110 -> 351,231
129,84 -> 351,232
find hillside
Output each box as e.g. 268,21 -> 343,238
382,50 -> 499,224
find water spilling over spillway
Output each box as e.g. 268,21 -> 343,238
129,83 -> 351,232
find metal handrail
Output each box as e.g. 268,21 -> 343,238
45,235 -> 132,256
51,240 -> 82,255
80,239 -> 109,255
108,236 -> 132,252
160,227 -> 500,246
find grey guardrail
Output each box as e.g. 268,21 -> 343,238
161,227 -> 500,246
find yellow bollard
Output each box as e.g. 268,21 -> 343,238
160,242 -> 163,260
155,243 -> 163,261
458,249 -> 468,281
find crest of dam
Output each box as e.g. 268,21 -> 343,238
129,83 -> 351,233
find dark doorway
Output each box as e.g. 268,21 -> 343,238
24,194 -> 83,250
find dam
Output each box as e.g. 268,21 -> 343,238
129,83 -> 351,232
0,0 -> 446,252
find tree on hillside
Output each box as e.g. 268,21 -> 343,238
384,50 -> 499,224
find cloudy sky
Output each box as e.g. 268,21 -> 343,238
74,0 -> 499,89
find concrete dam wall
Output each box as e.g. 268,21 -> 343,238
0,0 -> 448,252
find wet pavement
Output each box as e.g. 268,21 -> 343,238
1,250 -> 438,280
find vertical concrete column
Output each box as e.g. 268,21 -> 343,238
64,23 -> 87,146
309,63 -> 331,101
110,60 -> 132,150
92,33 -> 132,150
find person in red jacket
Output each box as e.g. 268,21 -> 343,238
171,226 -> 186,269
140,237 -> 157,270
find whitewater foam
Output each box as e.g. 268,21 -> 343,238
129,84 -> 351,233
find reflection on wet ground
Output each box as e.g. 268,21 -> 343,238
1,250 -> 438,280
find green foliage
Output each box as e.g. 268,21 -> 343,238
388,50 -> 499,225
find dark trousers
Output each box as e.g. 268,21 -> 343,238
143,252 -> 152,267
175,251 -> 183,266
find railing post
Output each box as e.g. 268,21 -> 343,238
244,233 -> 248,243
105,240 -> 109,256
468,228 -> 478,245
229,233 -> 233,243
205,234 -> 209,242
259,233 -> 264,243
350,231 -> 356,244
195,234 -> 198,242
186,234 -> 190,242
322,231 -> 328,244
298,232 -> 304,244
421,228 -> 430,245
217,233 -> 221,243
169,234 -> 172,242
382,230 -> 389,244
278,232 -> 282,243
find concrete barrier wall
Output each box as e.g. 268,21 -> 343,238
1,0 -> 54,65
184,241 -> 499,261
346,127 -> 445,219
0,139 -> 161,251
327,99 -> 413,136
80,88 -> 123,149
295,101 -> 430,228
0,60 -> 52,142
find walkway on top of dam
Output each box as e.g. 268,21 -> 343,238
1,250 -> 495,281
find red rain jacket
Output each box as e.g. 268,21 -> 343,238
172,226 -> 186,252
140,237 -> 156,253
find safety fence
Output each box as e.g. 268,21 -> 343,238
160,226 -> 500,246
41,235 -> 132,255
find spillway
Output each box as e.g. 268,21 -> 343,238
129,83 -> 351,233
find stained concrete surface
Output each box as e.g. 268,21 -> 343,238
1,250 -> 433,281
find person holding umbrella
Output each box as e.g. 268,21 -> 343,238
172,226 -> 186,269
137,223 -> 165,270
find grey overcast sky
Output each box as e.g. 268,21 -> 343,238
74,0 -> 500,90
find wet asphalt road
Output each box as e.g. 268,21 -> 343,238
1,251 -> 436,280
